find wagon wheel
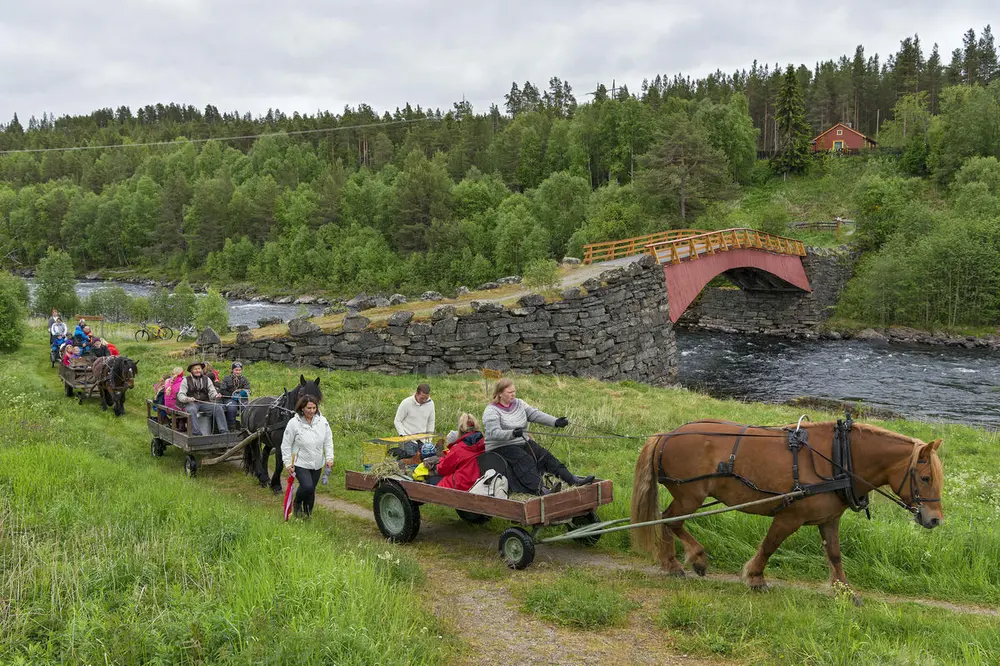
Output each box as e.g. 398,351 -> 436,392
134,329 -> 150,342
64,381 -> 74,398
567,511 -> 602,546
151,438 -> 165,457
184,455 -> 198,478
456,509 -> 491,525
373,481 -> 420,543
499,527 -> 535,569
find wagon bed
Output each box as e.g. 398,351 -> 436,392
59,360 -> 98,402
346,469 -> 614,569
146,400 -> 258,477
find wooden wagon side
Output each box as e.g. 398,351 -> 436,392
146,400 -> 259,477
59,361 -> 98,403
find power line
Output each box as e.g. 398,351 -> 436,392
0,116 -> 442,156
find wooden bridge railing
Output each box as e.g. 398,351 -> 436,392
644,228 -> 807,265
582,229 -> 705,264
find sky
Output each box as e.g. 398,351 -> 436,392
0,0 -> 995,122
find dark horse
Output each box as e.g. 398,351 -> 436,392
631,419 -> 944,601
91,355 -> 138,417
241,375 -> 322,494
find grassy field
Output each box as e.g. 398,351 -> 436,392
7,327 -> 1000,664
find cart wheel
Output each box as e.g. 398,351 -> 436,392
499,527 -> 536,569
567,511 -> 602,546
64,382 -> 74,398
373,481 -> 420,543
184,455 -> 198,478
134,329 -> 149,342
456,509 -> 491,525
151,438 -> 164,457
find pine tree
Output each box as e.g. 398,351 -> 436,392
979,25 -> 998,83
771,65 -> 812,176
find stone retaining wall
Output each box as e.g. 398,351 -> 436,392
676,248 -> 859,336
198,255 -> 676,385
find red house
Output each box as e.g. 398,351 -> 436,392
810,123 -> 877,152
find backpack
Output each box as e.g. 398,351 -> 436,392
468,469 -> 509,500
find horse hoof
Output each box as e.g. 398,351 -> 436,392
693,563 -> 707,577
748,580 -> 769,592
271,486 -> 282,496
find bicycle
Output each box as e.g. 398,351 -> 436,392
134,321 -> 174,342
176,324 -> 197,342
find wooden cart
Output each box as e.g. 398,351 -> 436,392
59,359 -> 99,404
346,469 -> 614,569
146,400 -> 259,477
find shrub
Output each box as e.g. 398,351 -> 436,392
168,280 -> 197,327
195,289 -> 229,333
32,247 -> 79,316
521,258 -> 561,292
0,271 -> 27,352
127,296 -> 151,323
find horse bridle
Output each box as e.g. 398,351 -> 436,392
892,451 -> 941,513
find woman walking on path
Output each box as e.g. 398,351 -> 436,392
281,395 -> 334,518
482,379 -> 593,495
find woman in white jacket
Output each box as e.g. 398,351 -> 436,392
281,395 -> 334,518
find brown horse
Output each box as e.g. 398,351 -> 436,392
631,419 -> 943,598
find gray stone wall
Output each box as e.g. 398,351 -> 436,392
198,254 -> 676,385
676,248 -> 859,336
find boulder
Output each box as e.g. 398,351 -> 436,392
274,296 -> 294,304
389,293 -> 408,306
477,282 -> 500,291
236,330 -> 254,345
854,328 -> 888,342
346,293 -> 374,311
421,291 -> 444,301
455,286 -> 471,296
342,313 -> 370,332
323,303 -> 348,315
288,317 -> 321,337
561,287 -> 583,300
471,301 -> 504,313
561,257 -> 582,265
196,327 -> 221,346
431,304 -> 457,321
497,275 -> 522,285
372,296 -> 391,308
388,311 -> 415,327
257,316 -> 283,328
294,295 -> 317,304
518,294 -> 546,308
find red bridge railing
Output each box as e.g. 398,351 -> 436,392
644,228 -> 807,265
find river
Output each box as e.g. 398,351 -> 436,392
36,280 -> 1000,426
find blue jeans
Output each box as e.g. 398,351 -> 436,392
224,399 -> 243,429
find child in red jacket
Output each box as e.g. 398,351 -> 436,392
434,414 -> 486,491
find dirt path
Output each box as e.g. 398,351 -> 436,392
316,494 -> 1000,620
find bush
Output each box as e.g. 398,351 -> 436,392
32,247 -> 79,316
522,258 -> 561,292
81,286 -> 132,322
167,281 -> 197,327
127,296 -> 151,323
148,287 -> 170,323
195,289 -> 229,333
0,271 -> 27,352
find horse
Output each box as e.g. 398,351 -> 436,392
91,355 -> 138,417
241,375 -> 323,494
630,419 -> 944,601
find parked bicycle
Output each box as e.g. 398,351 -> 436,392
175,324 -> 197,342
134,321 -> 173,342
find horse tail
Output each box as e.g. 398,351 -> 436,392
630,435 -> 662,556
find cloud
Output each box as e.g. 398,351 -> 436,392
0,0 -> 995,122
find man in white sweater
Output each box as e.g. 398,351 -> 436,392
394,383 -> 435,436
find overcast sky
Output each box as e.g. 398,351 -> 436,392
0,1 -> 994,122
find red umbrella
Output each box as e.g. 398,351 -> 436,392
283,457 -> 296,521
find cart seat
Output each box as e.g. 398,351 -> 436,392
477,451 -> 509,478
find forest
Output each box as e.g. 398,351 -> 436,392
2,25 -> 1000,328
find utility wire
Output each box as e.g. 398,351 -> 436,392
0,116 -> 442,155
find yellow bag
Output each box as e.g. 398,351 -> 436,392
412,462 -> 430,482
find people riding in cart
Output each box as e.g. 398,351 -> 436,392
482,379 -> 593,495
429,413 -> 486,491
48,310 -> 66,345
218,361 -> 252,431
394,383 -> 435,438
175,361 -> 229,435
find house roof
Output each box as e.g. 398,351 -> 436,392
810,122 -> 877,146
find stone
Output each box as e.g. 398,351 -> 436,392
274,296 -> 294,304
561,257 -> 582,265
476,282 -> 501,291
455,286 -> 471,296
518,294 -> 546,308
346,293 -> 374,311
342,314 -> 370,332
497,275 -> 522,285
471,301 -> 504,313
561,287 -> 583,300
235,324 -> 250,332
388,311 -> 415,327
421,291 -> 444,301
854,328 -> 888,342
431,304 -> 457,321
294,295 -> 317,304
257,316 -> 283,328
196,327 -> 221,346
372,296 -> 391,308
288,317 -> 321,337
236,330 -> 254,345
581,278 -> 602,291
323,303 -> 348,315
389,293 -> 408,306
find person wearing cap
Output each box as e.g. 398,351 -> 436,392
394,383 -> 435,437
176,361 -> 228,435
219,361 -> 252,430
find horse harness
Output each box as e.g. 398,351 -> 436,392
654,413 -> 934,517
93,356 -> 134,394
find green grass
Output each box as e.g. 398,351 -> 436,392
519,568 -> 637,629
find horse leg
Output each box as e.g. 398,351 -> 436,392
818,518 -> 862,605
670,523 -> 709,577
270,446 -> 284,495
99,386 -> 109,411
656,494 -> 706,576
742,513 -> 804,591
